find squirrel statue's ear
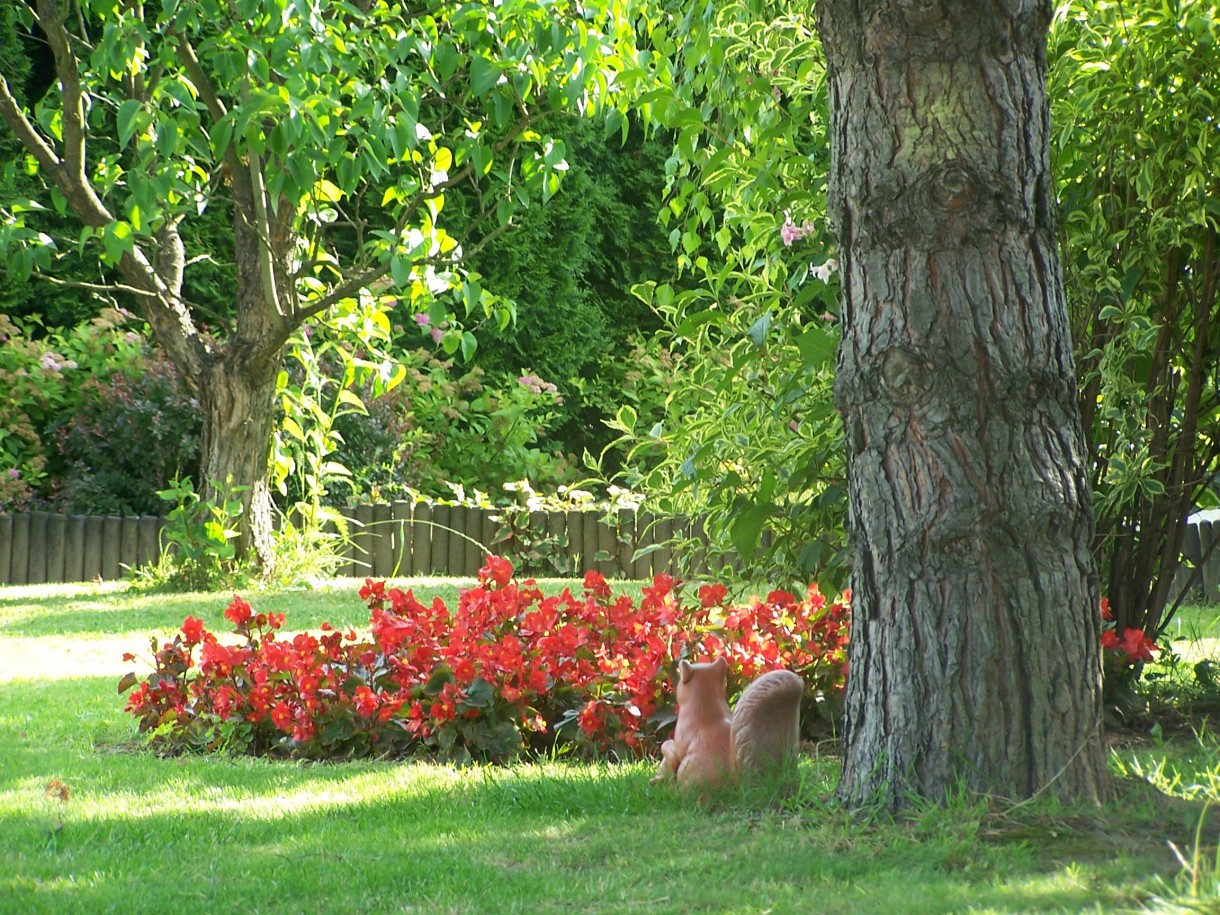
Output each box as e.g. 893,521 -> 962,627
678,659 -> 692,682
713,656 -> 727,673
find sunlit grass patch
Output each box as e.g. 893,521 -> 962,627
0,581 -> 1218,913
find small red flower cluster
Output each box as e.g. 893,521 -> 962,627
1099,597 -> 1159,666
119,556 -> 850,763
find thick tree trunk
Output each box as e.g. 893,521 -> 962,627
197,353 -> 279,571
190,167 -> 296,571
816,1 -> 1108,806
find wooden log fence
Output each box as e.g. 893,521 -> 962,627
0,506 -> 1218,600
0,504 -> 713,586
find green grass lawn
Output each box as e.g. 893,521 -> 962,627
3,578 -> 1220,913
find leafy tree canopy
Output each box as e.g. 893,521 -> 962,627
0,0 -> 641,561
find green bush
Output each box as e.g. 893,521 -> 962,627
1050,0 -> 1220,669
455,116 -> 671,459
597,1 -> 846,590
53,350 -> 201,516
0,309 -> 153,511
328,352 -> 575,504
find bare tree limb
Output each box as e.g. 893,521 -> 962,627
26,268 -> 208,315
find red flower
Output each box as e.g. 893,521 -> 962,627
200,639 -> 237,675
124,681 -> 152,713
292,709 -> 316,743
271,701 -> 293,731
1120,627 -> 1157,664
122,564 -> 857,764
212,685 -> 240,720
577,700 -> 604,736
181,616 -> 206,643
353,685 -> 379,718
224,595 -> 253,626
1101,629 -> 1121,651
583,570 -> 612,599
478,555 -> 514,589
359,579 -> 387,604
1100,597 -> 1113,621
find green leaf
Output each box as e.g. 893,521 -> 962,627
390,255 -> 411,286
102,221 -> 134,264
675,309 -> 723,338
470,56 -> 501,96
210,117 -> 234,159
730,502 -> 772,557
117,99 -> 143,148
463,677 -> 495,709
795,327 -> 836,369
424,664 -> 455,695
746,313 -> 772,348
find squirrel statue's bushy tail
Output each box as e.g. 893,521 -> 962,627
730,669 -> 804,778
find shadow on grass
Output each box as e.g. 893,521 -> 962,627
0,672 -> 1171,915
0,753 -> 1148,915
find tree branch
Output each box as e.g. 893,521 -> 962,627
0,75 -> 63,178
34,0 -> 95,208
245,150 -> 283,314
29,270 -> 164,299
293,213 -> 517,326
175,31 -> 247,193
1,5 -> 208,381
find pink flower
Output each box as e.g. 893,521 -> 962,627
780,214 -> 816,247
517,374 -> 559,395
812,258 -> 839,283
414,313 -> 431,326
430,327 -> 444,344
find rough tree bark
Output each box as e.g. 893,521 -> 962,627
815,0 -> 1109,806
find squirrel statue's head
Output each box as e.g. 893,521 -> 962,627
676,657 -> 728,707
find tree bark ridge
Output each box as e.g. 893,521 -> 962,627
818,0 -> 1108,807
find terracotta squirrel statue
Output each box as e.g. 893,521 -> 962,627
652,657 -> 804,790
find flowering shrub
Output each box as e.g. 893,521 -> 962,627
119,557 -> 850,764
0,308 -> 167,512
1099,597 -> 1159,673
